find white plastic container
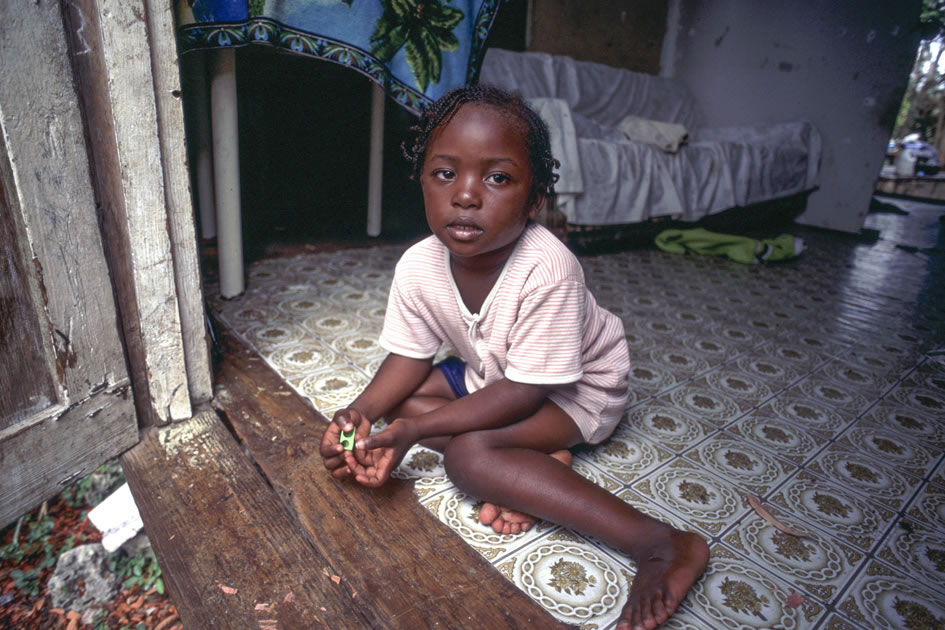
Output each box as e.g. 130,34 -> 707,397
895,146 -> 917,176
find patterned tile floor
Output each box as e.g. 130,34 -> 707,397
208,197 -> 945,629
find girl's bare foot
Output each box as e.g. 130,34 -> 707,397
478,502 -> 534,534
478,450 -> 573,535
617,528 -> 710,630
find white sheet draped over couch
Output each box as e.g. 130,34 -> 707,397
479,49 -> 822,226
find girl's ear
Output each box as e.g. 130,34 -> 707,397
527,193 -> 545,220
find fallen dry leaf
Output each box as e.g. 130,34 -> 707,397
255,603 -> 272,612
217,584 -> 238,595
154,614 -> 180,630
283,591 -> 295,603
747,495 -> 809,538
330,575 -> 341,585
785,592 -> 805,608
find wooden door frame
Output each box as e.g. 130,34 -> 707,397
61,0 -> 212,426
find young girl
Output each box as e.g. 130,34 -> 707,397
319,86 -> 708,630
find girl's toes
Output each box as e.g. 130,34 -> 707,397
479,503 -> 500,526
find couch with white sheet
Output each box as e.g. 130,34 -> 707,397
479,49 -> 821,230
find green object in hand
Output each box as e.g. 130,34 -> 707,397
340,429 -> 356,451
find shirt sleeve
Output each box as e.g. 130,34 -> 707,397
378,269 -> 442,359
504,280 -> 586,385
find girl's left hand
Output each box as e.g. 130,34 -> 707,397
343,418 -> 417,487
320,407 -> 371,479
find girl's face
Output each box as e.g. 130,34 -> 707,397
421,103 -> 542,270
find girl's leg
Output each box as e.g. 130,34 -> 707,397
443,404 -> 709,630
391,371 -> 571,533
476,447 -> 573,535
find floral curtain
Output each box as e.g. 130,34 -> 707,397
175,0 -> 503,114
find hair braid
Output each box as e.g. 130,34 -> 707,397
401,85 -> 560,200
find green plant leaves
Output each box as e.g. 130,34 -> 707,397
111,546 -> 163,592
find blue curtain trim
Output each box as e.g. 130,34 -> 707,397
178,0 -> 501,116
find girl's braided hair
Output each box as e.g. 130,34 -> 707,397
402,84 -> 560,201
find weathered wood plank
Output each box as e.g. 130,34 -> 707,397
0,382 -> 137,528
143,0 -> 214,406
212,330 -> 569,628
122,411 -> 374,629
0,137 -> 57,428
875,174 -> 945,202
0,1 -> 138,527
0,1 -> 128,402
92,0 -> 192,422
60,0 -> 154,427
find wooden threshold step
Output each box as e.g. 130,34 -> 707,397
121,411 -> 369,628
210,328 -> 569,628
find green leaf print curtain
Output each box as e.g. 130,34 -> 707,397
175,0 -> 502,114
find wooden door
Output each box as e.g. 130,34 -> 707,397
0,2 -> 139,528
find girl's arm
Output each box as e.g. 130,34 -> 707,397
345,352 -> 434,422
345,377 -> 549,487
412,377 -> 547,439
359,376 -> 549,448
319,352 -> 432,478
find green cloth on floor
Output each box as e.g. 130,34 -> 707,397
654,228 -> 805,264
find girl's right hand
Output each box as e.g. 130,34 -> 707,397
319,407 -> 371,479
343,418 -> 417,488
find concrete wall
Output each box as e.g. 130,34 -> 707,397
666,0 -> 922,233
529,0 -> 667,73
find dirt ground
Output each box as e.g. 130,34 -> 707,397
0,466 -> 179,629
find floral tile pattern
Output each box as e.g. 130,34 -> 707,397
686,546 -> 819,629
722,515 -> 865,605
208,202 -> 945,628
505,533 -> 629,627
835,560 -> 945,629
804,445 -> 922,510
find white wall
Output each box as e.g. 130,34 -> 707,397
666,0 -> 922,233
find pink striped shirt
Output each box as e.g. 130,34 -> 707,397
379,222 -> 629,444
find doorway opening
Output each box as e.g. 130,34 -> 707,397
884,4 -> 945,178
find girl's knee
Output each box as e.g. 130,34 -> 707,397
443,431 -> 490,489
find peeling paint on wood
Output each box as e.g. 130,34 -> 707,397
0,1 -> 139,526
143,0 -> 213,406
95,0 -> 193,423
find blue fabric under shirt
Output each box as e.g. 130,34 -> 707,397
436,356 -> 468,398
